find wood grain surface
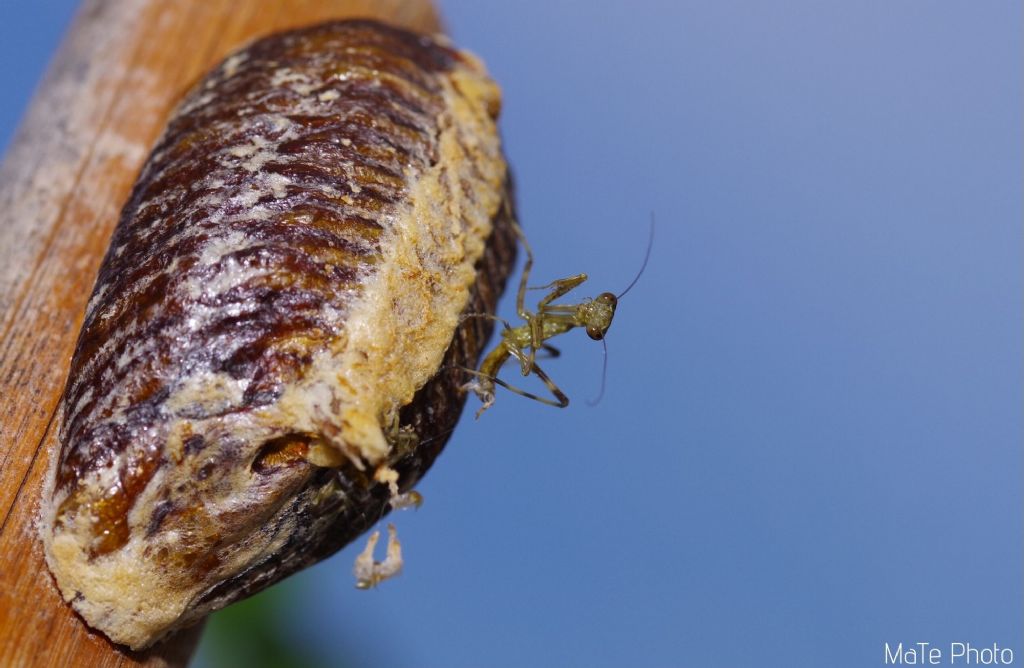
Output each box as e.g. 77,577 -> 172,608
0,1 -> 440,665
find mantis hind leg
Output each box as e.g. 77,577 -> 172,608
474,342 -> 569,410
504,347 -> 570,409
508,216 -> 584,322
509,217 -> 535,320
460,366 -> 569,416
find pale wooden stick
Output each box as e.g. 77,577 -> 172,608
0,1 -> 440,665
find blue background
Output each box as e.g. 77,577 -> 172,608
2,2 -> 1020,666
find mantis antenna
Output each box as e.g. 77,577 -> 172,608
617,212 -> 656,300
587,214 -> 655,406
586,338 -> 609,406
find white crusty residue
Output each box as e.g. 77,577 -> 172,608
353,524 -> 403,589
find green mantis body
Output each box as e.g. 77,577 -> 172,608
463,221 -> 624,417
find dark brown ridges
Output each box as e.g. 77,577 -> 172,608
58,21 -> 462,546
44,18 -> 511,649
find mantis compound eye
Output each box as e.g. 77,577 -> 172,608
586,325 -> 605,340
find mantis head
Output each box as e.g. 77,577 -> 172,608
582,292 -> 618,340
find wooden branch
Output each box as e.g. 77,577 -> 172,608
0,1 -> 440,665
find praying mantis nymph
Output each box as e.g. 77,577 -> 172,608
354,216 -> 652,588
462,213 -> 653,417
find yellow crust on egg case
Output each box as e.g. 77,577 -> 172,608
311,65 -> 506,468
